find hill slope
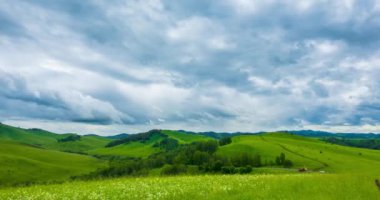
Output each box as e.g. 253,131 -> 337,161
0,124 -> 111,153
218,133 -> 380,173
88,130 -> 213,157
0,140 -> 105,186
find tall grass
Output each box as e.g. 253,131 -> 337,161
1,174 -> 379,200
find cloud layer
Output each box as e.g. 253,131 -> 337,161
0,0 -> 379,134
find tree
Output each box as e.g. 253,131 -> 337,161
231,153 -> 261,167
275,153 -> 293,168
275,156 -> 281,165
195,140 -> 218,154
156,138 -> 179,151
252,154 -> 262,167
275,153 -> 286,165
283,160 -> 293,168
280,153 -> 286,164
219,137 -> 232,146
191,151 -> 210,165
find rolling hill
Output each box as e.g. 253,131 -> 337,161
218,133 -> 380,174
0,124 -> 110,186
0,123 -> 112,153
0,140 -> 105,186
1,123 -> 380,192
88,130 -> 213,157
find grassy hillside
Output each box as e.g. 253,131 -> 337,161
161,130 -> 212,143
218,133 -> 380,173
0,124 -> 63,146
88,130 -> 214,158
0,124 -> 112,153
88,131 -> 163,157
1,125 -> 380,199
46,135 -> 112,153
88,141 -> 159,158
1,174 -> 379,200
0,141 -> 105,186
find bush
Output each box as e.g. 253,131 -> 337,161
239,166 -> 253,174
221,166 -> 238,174
161,164 -> 187,175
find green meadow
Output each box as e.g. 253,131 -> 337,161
0,140 -> 105,186
1,123 -> 380,199
1,174 -> 379,200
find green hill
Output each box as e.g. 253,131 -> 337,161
161,130 -> 212,143
1,124 -> 380,199
0,124 -> 109,186
0,140 -> 105,186
218,133 -> 380,174
88,130 -> 214,158
87,133 -> 162,157
2,123 -> 379,175
0,124 -> 63,146
0,124 -> 112,153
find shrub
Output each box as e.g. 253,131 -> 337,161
221,166 -> 238,174
161,164 -> 187,175
239,166 -> 253,174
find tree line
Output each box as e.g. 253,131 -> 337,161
75,136 -> 293,179
323,137 -> 380,150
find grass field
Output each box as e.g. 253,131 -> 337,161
1,174 -> 379,200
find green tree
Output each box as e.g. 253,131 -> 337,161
219,137 -> 232,146
280,153 -> 286,164
283,160 -> 293,168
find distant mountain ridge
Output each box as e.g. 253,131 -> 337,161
284,130 -> 380,139
178,129 -> 380,139
1,122 -> 379,140
106,133 -> 129,139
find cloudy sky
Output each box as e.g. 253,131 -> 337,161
1,0 -> 380,135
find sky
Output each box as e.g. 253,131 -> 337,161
0,0 -> 380,135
